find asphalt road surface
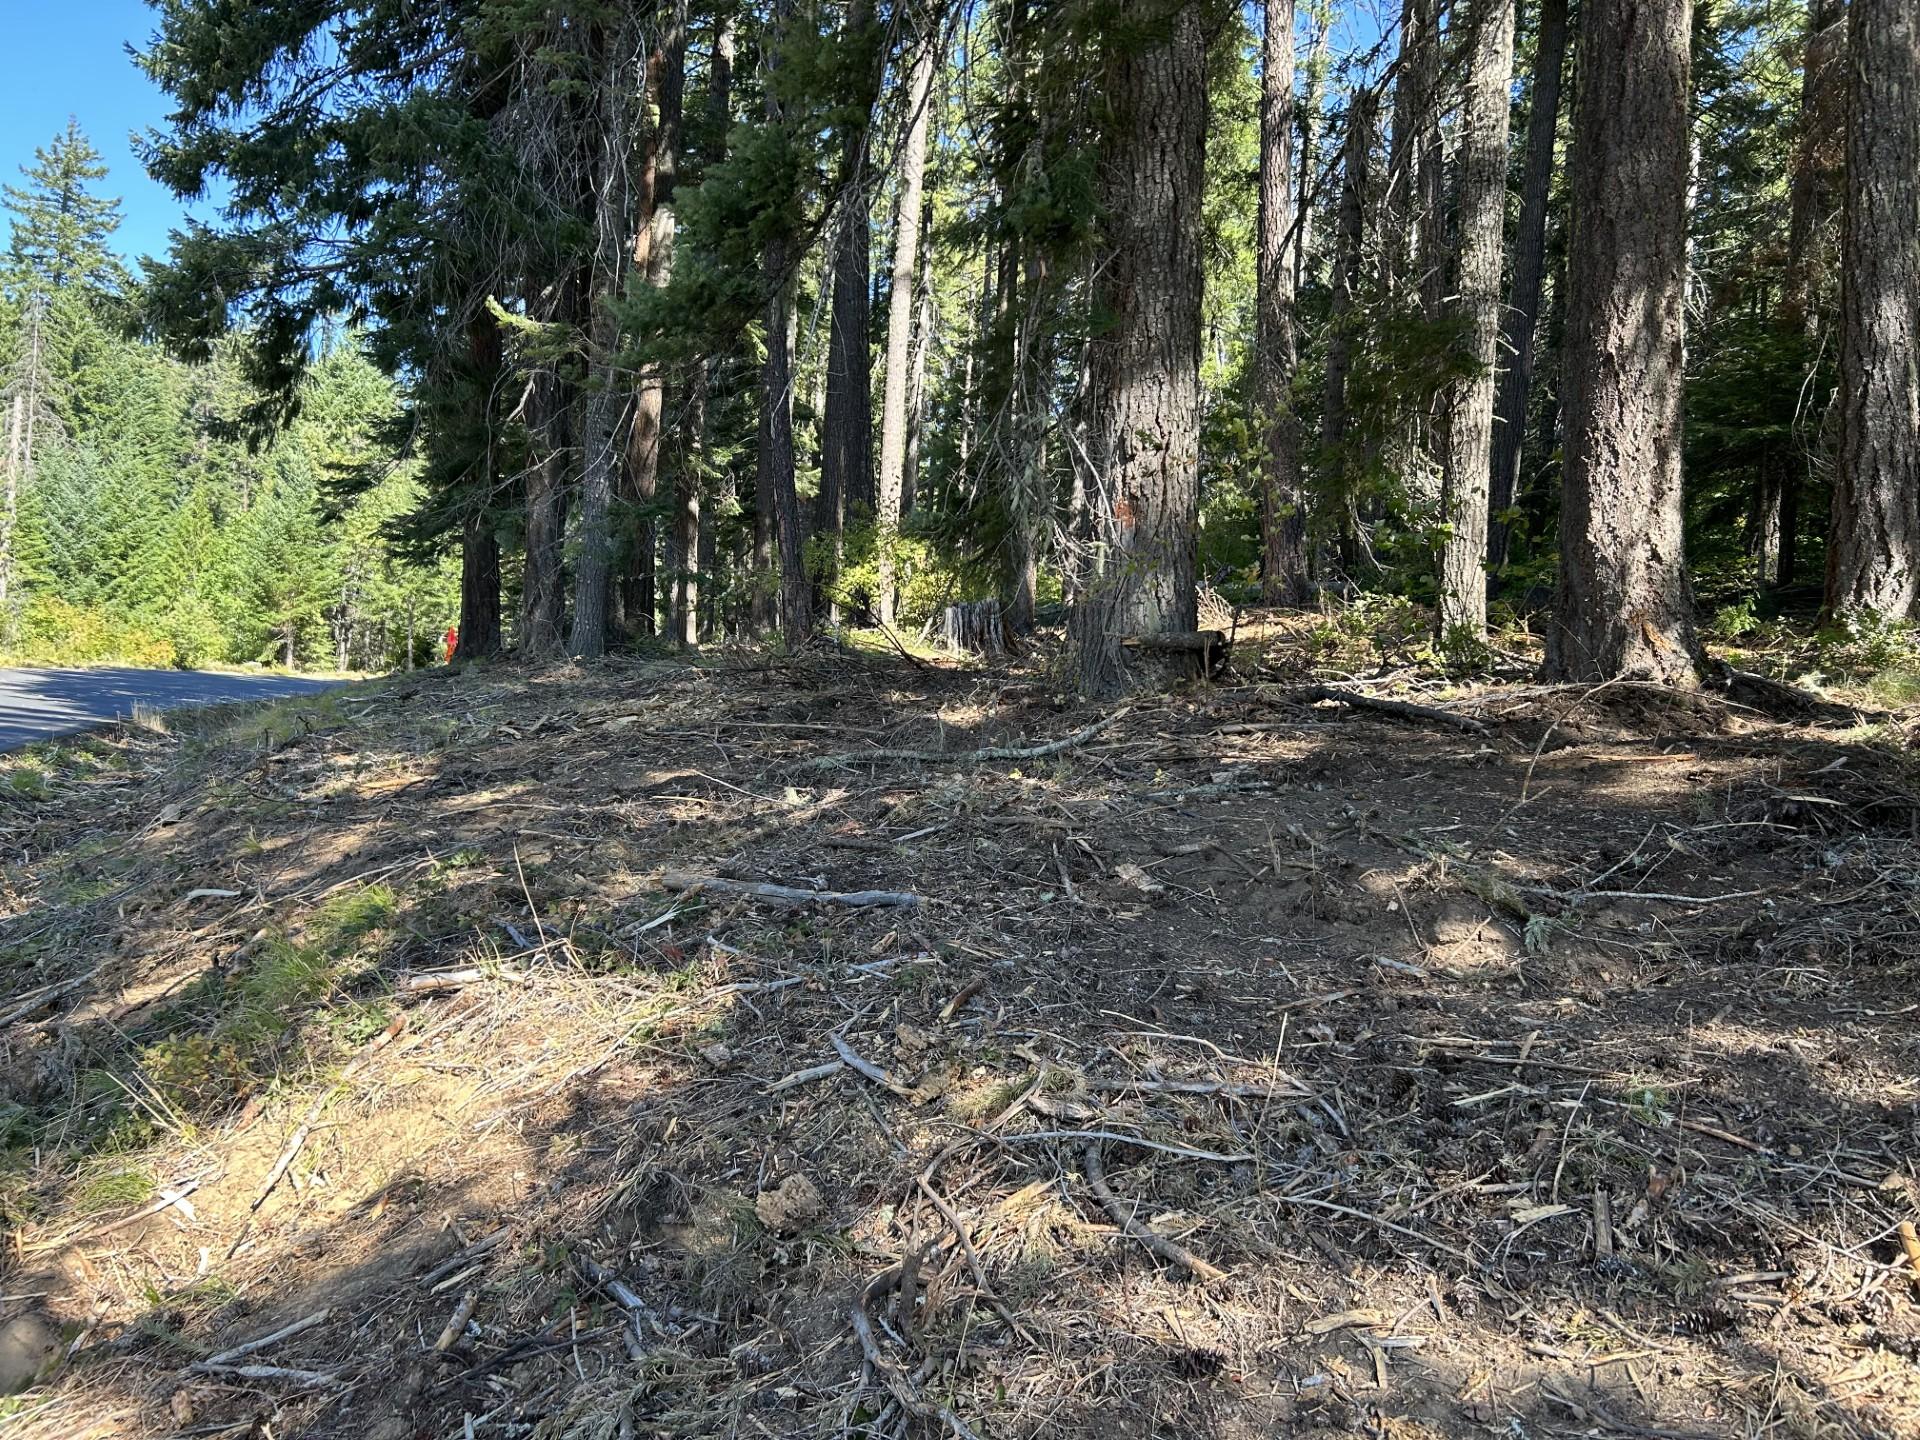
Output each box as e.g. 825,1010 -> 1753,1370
0,667 -> 342,752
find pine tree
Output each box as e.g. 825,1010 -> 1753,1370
1825,0 -> 1920,622
1488,0 -> 1570,571
1435,0 -> 1515,643
1069,0 -> 1226,695
1255,0 -> 1308,605
876,15 -> 940,628
1548,0 -> 1703,683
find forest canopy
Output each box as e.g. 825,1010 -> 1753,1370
0,0 -> 1911,692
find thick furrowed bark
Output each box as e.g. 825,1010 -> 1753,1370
1548,0 -> 1703,684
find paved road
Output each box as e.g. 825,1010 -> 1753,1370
0,667 -> 342,752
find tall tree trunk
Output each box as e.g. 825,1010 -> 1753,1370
1257,0 -> 1308,604
453,308 -> 505,662
571,383 -> 621,657
569,23 -> 629,659
621,2 -> 688,640
1826,0 -> 1920,620
1069,0 -> 1216,696
674,14 -> 734,646
1488,0 -> 1569,571
763,253 -> 810,646
520,367 -> 571,655
1782,0 -> 1844,338
1292,6 -> 1331,295
903,189 -> 935,516
1547,0 -> 1702,684
759,4 -> 811,647
675,361 -> 707,647
1386,0 -> 1443,313
1007,247 -> 1046,633
0,391 -> 20,614
1383,0 -> 1420,295
1321,89 -> 1373,466
752,368 -> 778,635
1767,0 -> 1843,591
876,28 -> 939,627
1436,0 -> 1516,642
820,0 -> 878,620
457,512 -> 504,661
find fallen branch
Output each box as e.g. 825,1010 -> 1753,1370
393,967 -> 526,992
764,1059 -> 845,1094
1082,1141 -> 1225,1283
0,967 -> 103,1028
577,1255 -> 668,1346
830,1032 -> 918,1097
418,1228 -> 510,1289
793,708 -> 1129,772
24,1178 -> 203,1254
851,1266 -> 985,1440
249,1016 -> 406,1215
1572,887 -> 1767,906
1085,1076 -> 1313,1101
1268,1191 -> 1478,1266
1306,686 -> 1489,735
431,1291 -> 479,1353
997,1129 -> 1250,1163
661,873 -> 922,909
193,1362 -> 343,1389
194,1309 -> 330,1370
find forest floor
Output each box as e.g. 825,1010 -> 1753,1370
2,612 -> 1919,1440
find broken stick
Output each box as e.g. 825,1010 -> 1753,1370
194,1309 -> 331,1370
851,1265 -> 985,1440
1082,1141 -> 1226,1284
661,873 -> 922,909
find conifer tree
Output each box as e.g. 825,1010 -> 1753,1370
4,120 -> 125,298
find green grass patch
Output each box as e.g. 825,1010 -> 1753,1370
138,884 -> 400,1112
74,1165 -> 155,1214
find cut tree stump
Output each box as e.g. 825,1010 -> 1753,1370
921,599 -> 1020,659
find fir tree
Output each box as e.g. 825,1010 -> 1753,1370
4,120 -> 126,299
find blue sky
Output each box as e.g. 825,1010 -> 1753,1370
0,0 -> 204,268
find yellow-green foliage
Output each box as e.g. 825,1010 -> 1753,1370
5,596 -> 179,669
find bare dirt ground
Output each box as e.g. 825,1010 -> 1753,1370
2,617 -> 1918,1440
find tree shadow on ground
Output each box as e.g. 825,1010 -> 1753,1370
1,657 -> 1916,1438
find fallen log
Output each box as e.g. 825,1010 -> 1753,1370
1305,685 -> 1489,734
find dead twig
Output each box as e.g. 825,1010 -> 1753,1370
419,1228 -> 509,1289
432,1291 -> 479,1353
1082,1141 -> 1225,1283
247,1015 -> 406,1216
193,1362 -> 344,1389
998,1129 -> 1251,1163
850,1265 -> 985,1440
193,1309 -> 331,1371
24,1178 -> 203,1255
830,1032 -> 918,1097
